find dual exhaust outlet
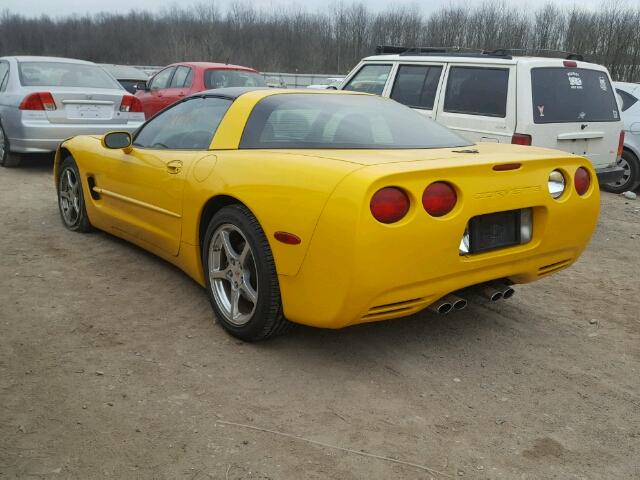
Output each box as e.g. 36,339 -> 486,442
427,282 -> 515,315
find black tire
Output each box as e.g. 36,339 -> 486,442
203,204 -> 289,341
57,156 -> 92,233
0,121 -> 22,168
603,149 -> 640,193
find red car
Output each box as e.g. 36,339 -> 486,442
135,62 -> 266,118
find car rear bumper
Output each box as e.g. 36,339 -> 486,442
595,165 -> 624,185
8,121 -> 143,153
278,157 -> 601,329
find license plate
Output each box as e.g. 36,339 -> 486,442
66,104 -> 112,120
468,209 -> 526,254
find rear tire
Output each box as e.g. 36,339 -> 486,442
0,121 -> 21,168
203,204 -> 289,341
57,156 -> 92,232
603,149 -> 640,193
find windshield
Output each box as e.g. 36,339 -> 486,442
240,94 -> 471,149
204,69 -> 266,89
531,68 -> 620,123
18,61 -> 121,89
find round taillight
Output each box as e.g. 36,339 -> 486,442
574,167 -> 591,196
422,182 -> 457,217
370,187 -> 410,224
548,170 -> 566,199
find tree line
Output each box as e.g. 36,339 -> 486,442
1,1 -> 640,81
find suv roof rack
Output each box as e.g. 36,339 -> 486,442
375,45 -> 585,62
375,45 -> 512,59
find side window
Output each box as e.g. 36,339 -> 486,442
444,67 -> 509,117
170,66 -> 191,88
390,64 -> 443,109
183,68 -> 193,88
149,67 -> 175,90
0,62 -> 9,92
616,88 -> 638,112
343,64 -> 392,95
133,96 -> 232,150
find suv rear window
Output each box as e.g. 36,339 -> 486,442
390,65 -> 442,110
444,67 -> 509,117
532,68 -> 619,123
18,61 -> 120,89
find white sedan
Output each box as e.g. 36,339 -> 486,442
612,81 -> 640,192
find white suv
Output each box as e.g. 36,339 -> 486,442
339,47 -> 624,185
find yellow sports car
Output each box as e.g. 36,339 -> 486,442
54,88 -> 599,341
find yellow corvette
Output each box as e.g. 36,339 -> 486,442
54,88 -> 599,341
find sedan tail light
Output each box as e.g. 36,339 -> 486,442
574,167 -> 591,195
370,187 -> 410,224
19,92 -> 57,111
120,95 -> 143,113
511,133 -> 532,146
422,182 -> 457,217
617,130 -> 625,160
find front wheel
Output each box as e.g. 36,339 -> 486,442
603,150 -> 640,193
57,157 -> 92,232
203,204 -> 289,341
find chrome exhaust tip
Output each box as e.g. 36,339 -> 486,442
502,286 -> 515,299
481,286 -> 503,302
445,294 -> 467,310
428,300 -> 453,315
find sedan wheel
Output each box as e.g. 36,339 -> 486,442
209,224 -> 259,326
0,122 -> 21,167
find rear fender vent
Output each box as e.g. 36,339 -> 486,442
538,259 -> 572,276
362,297 -> 430,320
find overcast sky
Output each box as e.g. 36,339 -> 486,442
0,0 -> 618,17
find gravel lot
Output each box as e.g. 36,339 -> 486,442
1,156 -> 639,479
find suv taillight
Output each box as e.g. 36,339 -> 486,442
617,130 -> 625,160
511,133 -> 532,146
19,92 -> 56,111
120,95 -> 143,113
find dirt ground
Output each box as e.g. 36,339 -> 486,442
0,156 -> 639,480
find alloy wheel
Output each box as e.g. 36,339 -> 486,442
208,224 -> 259,326
59,168 -> 81,226
612,156 -> 631,188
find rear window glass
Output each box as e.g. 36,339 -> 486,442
391,65 -> 443,110
444,67 -> 509,117
204,70 -> 265,89
240,94 -> 470,150
616,88 -> 638,112
343,64 -> 392,95
18,61 -> 120,89
532,68 -> 620,123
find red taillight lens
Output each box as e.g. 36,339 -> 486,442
19,92 -> 56,111
120,95 -> 143,113
617,130 -> 625,159
422,182 -> 457,217
511,133 -> 532,146
274,231 -> 301,245
574,167 -> 591,195
563,60 -> 578,68
370,187 -> 410,224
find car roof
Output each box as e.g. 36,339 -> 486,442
169,61 -> 258,72
4,56 -> 97,65
194,87 -> 367,100
360,54 -> 608,70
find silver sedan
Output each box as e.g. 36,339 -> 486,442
0,56 -> 145,167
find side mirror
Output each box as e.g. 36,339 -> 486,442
136,82 -> 150,91
103,131 -> 132,150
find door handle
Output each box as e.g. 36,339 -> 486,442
166,160 -> 183,174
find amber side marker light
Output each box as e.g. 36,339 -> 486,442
493,163 -> 521,171
274,231 -> 301,245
